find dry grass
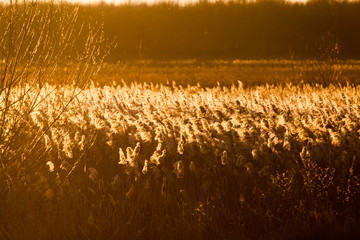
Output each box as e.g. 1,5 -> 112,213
94,59 -> 360,88
1,80 -> 360,239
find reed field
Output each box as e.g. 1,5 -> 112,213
1,0 -> 360,239
2,65 -> 360,239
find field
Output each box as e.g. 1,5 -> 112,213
2,1 -> 360,239
1,61 -> 360,239
96,59 -> 360,87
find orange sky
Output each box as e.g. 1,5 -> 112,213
0,0 -> 310,6
63,0 -> 308,5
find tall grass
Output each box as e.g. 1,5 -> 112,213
0,0 -> 108,232
1,80 -> 360,239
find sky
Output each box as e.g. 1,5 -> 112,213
77,0 -> 201,4
0,0 -> 314,6
0,0 -> 311,6
59,0 -> 308,5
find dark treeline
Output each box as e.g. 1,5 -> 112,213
3,0 -> 360,60
83,0 -> 360,60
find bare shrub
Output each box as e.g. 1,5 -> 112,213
290,33 -> 342,87
0,0 -> 109,194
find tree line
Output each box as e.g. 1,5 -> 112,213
2,0 -> 360,60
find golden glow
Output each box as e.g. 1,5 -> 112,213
0,0 -> 310,6
58,0 -> 221,5
57,0 -> 308,5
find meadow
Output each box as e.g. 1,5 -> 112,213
1,0 -> 360,239
2,62 -> 360,239
96,59 -> 360,87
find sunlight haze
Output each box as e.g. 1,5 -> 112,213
65,0 -> 307,5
